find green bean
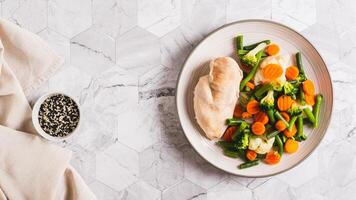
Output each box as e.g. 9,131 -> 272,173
236,35 -> 244,50
226,118 -> 245,126
303,108 -> 316,124
282,135 -> 287,143
295,116 -> 307,141
267,109 -> 276,124
223,149 -> 239,158
238,160 -> 259,169
288,116 -> 298,132
274,111 -> 289,127
266,130 -> 280,139
299,85 -> 306,105
296,52 -> 305,75
243,40 -> 271,50
275,135 -> 283,156
313,94 -> 323,128
216,141 -> 236,150
240,51 -> 263,90
254,83 -> 273,99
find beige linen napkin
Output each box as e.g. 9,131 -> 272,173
0,19 -> 96,200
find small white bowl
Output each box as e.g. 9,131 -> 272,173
32,92 -> 81,142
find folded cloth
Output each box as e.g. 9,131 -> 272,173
0,19 -> 96,200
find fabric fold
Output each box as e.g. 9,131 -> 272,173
0,19 -> 96,200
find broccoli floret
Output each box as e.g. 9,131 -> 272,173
288,103 -> 302,116
295,133 -> 307,142
283,81 -> 298,98
236,132 -> 249,150
240,43 -> 267,67
260,90 -> 274,111
271,81 -> 283,92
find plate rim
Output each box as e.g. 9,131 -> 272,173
175,19 -> 334,178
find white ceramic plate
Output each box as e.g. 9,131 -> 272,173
176,20 -> 333,177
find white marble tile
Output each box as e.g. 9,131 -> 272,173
137,0 -> 181,37
92,0 -> 137,38
89,181 -> 123,200
183,147 -> 228,189
253,178 -> 295,199
162,179 -> 206,200
272,0 -> 317,31
180,0 -> 226,45
207,178 -> 252,200
102,142 -> 139,176
69,145 -> 96,185
48,0 -> 92,38
96,152 -> 137,191
160,28 -> 194,69
38,28 -> 71,65
116,27 -> 160,76
117,102 -> 161,152
48,66 -> 92,99
227,0 -> 272,23
71,27 -> 116,76
139,143 -> 184,190
276,151 -> 319,187
118,181 -> 161,200
2,0 -> 47,33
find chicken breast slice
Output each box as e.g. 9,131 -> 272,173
194,57 -> 243,140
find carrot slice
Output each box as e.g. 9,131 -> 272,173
242,112 -> 252,119
283,125 -> 297,138
277,95 -> 294,111
285,66 -> 299,80
280,112 -> 290,122
251,122 -> 265,135
265,151 -> 281,164
284,139 -> 299,153
246,82 -> 255,90
303,80 -> 315,95
263,64 -> 283,81
246,100 -> 260,115
266,44 -> 280,56
246,150 -> 257,161
275,120 -> 287,131
233,104 -> 243,118
254,112 -> 269,125
223,126 -> 236,142
305,94 -> 315,106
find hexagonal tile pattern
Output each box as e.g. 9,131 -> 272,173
137,0 -> 181,37
162,179 -> 207,200
48,0 -> 92,37
2,0 -> 47,33
116,27 -> 160,76
118,181 -> 161,200
71,27 -> 116,76
272,0 -> 317,31
226,0 -> 271,23
6,0 -> 356,199
92,0 -> 137,38
96,152 -> 137,191
160,28 -> 194,69
140,143 -> 184,190
207,178 -> 252,200
117,102 -> 161,152
253,178 -> 294,199
180,0 -> 226,45
102,142 -> 139,176
276,151 -> 319,187
183,147 -> 228,189
48,66 -> 92,98
38,28 -> 71,64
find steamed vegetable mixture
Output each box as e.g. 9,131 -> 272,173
217,35 -> 323,169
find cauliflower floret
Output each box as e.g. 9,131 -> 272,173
248,136 -> 275,154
